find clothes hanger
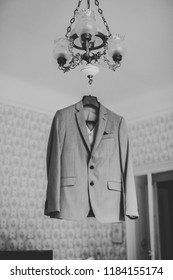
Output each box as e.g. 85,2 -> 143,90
82,95 -> 99,108
82,75 -> 99,130
82,75 -> 100,109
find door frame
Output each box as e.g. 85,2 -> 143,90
126,161 -> 173,260
152,170 -> 173,259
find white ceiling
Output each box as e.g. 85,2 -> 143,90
0,0 -> 173,119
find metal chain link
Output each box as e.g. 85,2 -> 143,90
65,0 -> 83,37
94,0 -> 112,37
65,0 -> 112,38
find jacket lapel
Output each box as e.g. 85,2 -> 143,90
92,103 -> 108,154
75,101 -> 91,152
75,100 -> 108,153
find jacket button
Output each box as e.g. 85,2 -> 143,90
90,165 -> 94,169
90,181 -> 94,186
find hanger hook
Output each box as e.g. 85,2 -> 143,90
87,75 -> 93,85
87,0 -> 90,9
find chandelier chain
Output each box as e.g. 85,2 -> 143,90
65,0 -> 83,37
94,0 -> 112,37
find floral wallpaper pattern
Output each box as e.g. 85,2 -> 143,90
128,112 -> 173,166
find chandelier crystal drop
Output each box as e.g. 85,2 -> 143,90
53,0 -> 126,83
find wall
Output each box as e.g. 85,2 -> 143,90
128,110 -> 173,169
0,100 -> 173,260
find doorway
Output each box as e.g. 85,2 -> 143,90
127,169 -> 173,260
153,171 -> 173,260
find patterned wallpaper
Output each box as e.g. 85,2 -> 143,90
128,112 -> 173,166
0,102 -> 173,259
0,102 -> 126,260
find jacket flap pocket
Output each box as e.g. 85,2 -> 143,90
107,181 -> 121,191
61,177 -> 76,186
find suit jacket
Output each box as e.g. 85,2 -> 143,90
44,100 -> 139,223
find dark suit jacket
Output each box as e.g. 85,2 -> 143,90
44,100 -> 139,223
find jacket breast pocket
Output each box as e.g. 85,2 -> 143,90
61,177 -> 76,187
102,133 -> 114,140
107,181 -> 121,191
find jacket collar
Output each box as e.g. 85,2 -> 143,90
75,99 -> 107,116
75,100 -> 108,153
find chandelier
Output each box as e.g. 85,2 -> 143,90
53,0 -> 126,84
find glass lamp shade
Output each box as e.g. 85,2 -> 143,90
53,37 -> 72,65
107,35 -> 126,62
74,9 -> 97,41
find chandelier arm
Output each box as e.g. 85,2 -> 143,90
58,53 -> 83,73
94,0 -> 112,37
65,0 -> 84,38
99,56 -> 121,71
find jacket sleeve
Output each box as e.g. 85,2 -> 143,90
118,117 -> 139,219
44,111 -> 65,216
